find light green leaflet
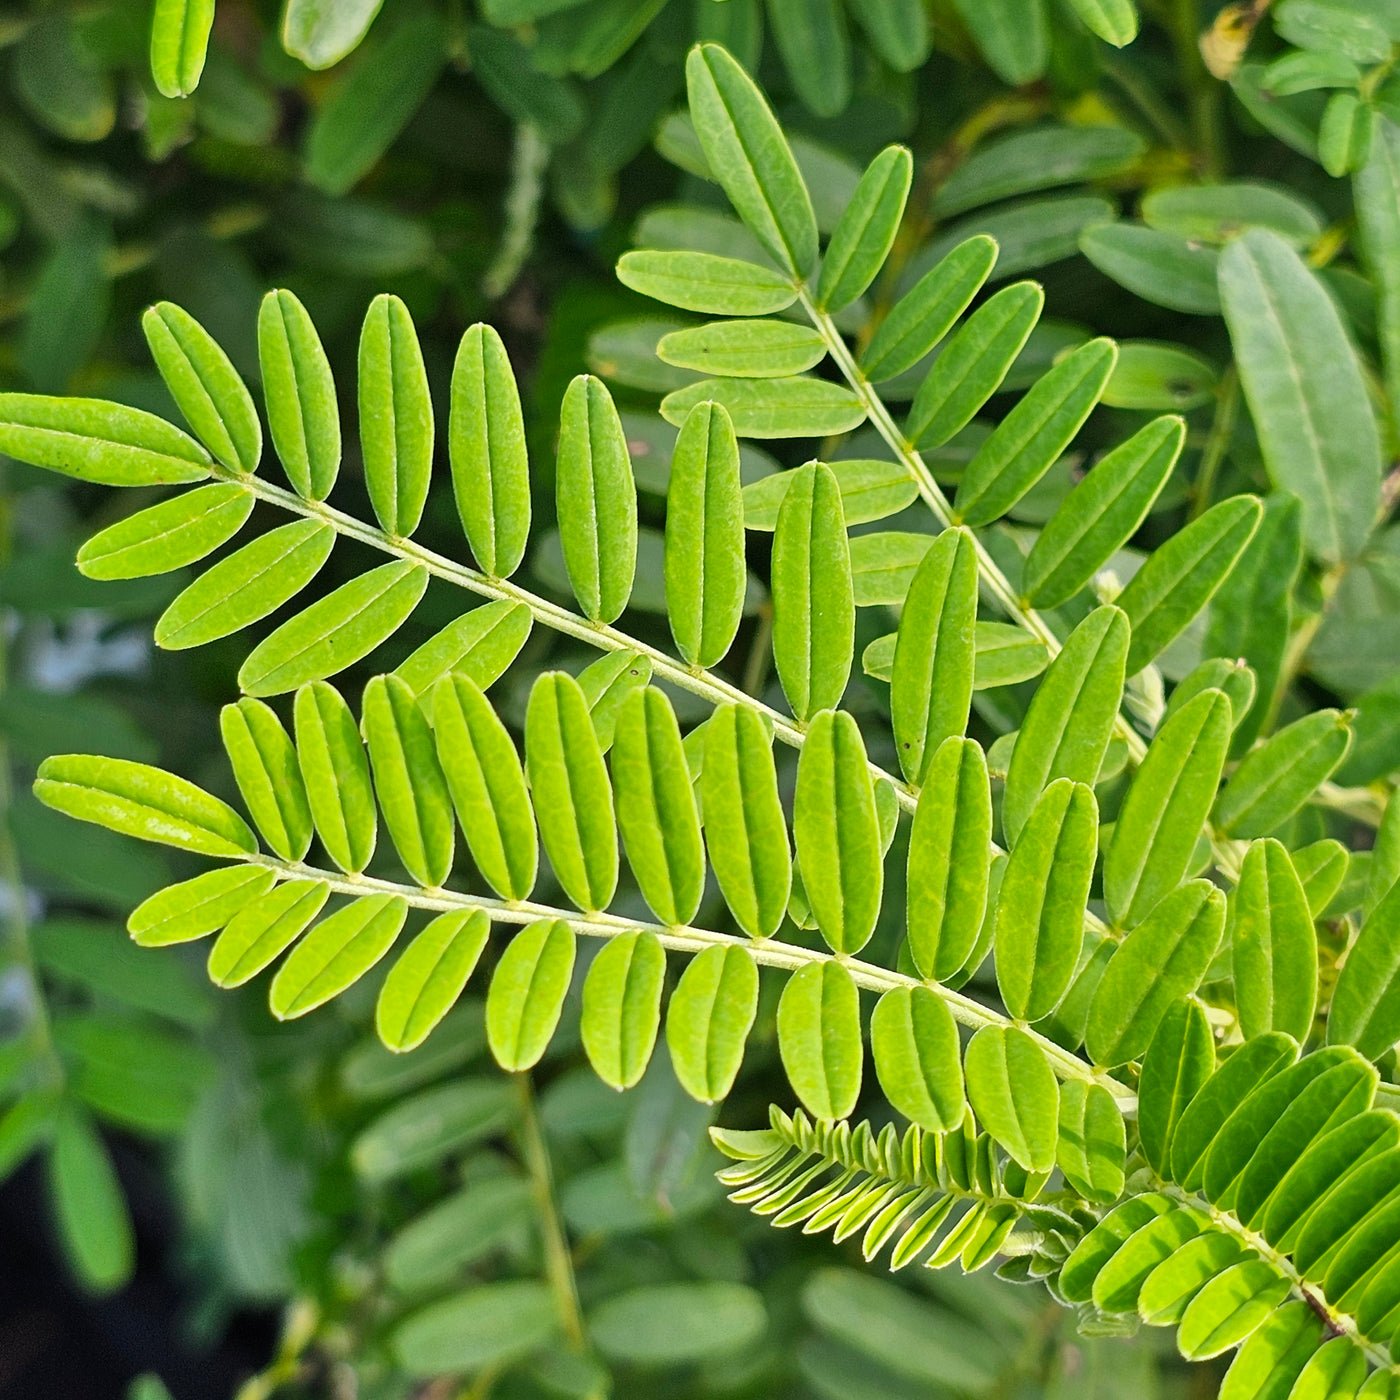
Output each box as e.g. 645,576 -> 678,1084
611,688 -> 704,928
1219,228 -> 1382,564
870,986 -> 964,1133
142,302 -> 260,474
1022,415 -> 1185,609
1057,1082 -> 1127,1204
1086,881 -> 1225,1067
449,324 -> 530,579
864,623 -> 1047,690
1356,119 -> 1400,418
964,1025 -> 1058,1174
685,43 -> 817,278
1104,689 -> 1231,929
577,651 -> 652,751
1104,343 -> 1216,411
127,865 -> 275,947
525,673 -> 618,914
1214,710 -> 1353,839
0,393 -> 210,486
358,294 -> 433,539
154,519 -> 334,651
995,778 -> 1097,1023
294,680 -> 376,874
580,930 -> 666,1090
34,754 -> 255,857
50,1105 -> 132,1292
954,338 -> 1116,528
656,320 -> 825,378
816,145 -> 912,313
258,289 -> 340,502
1141,182 -> 1323,246
848,532 -> 938,605
1329,878 -> 1400,1060
906,736 -> 991,982
615,251 -> 797,316
777,961 -> 862,1122
1066,0 -> 1137,44
1002,605 -> 1128,846
556,374 -> 637,625
1138,999 -> 1215,1176
665,943 -> 759,1103
660,376 -> 867,438
207,880 -> 330,988
486,920 -> 577,1072
771,462 -> 853,720
1137,1232 -> 1248,1328
1080,223 -> 1221,315
743,459 -> 917,530
1365,794 -> 1400,921
239,560 -> 429,696
393,602 -> 532,698
1118,495 -> 1262,676
859,235 -> 998,383
906,281 -> 1044,449
220,698 -> 313,861
701,704 -> 790,939
363,674 -> 455,890
665,402 -> 745,668
432,674 -> 537,901
77,484 -> 253,581
890,527 -> 976,787
1167,658 -> 1257,734
794,711 -> 883,956
282,0 -> 385,69
150,0 -> 212,97
1294,838 -> 1349,919
271,894 -> 408,1020
377,910 -> 491,1053
1231,840 -> 1317,1043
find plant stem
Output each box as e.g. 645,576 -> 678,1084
1191,364 -> 1238,520
482,124 -> 548,300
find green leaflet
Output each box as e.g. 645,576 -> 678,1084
49,1106 -> 133,1293
154,519 -> 334,651
577,651 -> 652,751
685,43 -> 817,278
1217,1302 -> 1323,1396
1104,689 -> 1231,929
906,281 -> 1044,449
294,681 -> 376,873
358,294 -> 433,538
1177,1260 -> 1291,1359
220,698 -> 313,861
1328,880 -> 1400,1060
1057,1194 -> 1177,1303
660,376 -> 867,438
611,688 -> 704,927
1166,658 -> 1258,734
363,674 -> 455,889
449,324 -> 530,580
666,943 -> 759,1103
376,910 -> 491,1053
656,320 -> 826,378
743,459 -> 917,530
1104,343 -> 1217,411
776,961 -> 862,1121
905,737 -> 991,982
258,289 -> 341,502
127,865 -> 275,947
580,930 -> 666,1090
766,0 -> 850,118
432,675 -> 536,901
1001,605 -> 1128,846
1065,0 -> 1137,45
859,235 -> 997,384
963,1024 -> 1058,1174
392,1279 -> 555,1376
282,0 -> 385,69
953,338 -> 1116,528
816,145 -> 912,313
1230,840 -> 1317,1042
701,704 -> 790,938
771,462 -> 853,720
1355,117 -> 1400,420
864,622 -> 1046,690
270,894 -> 408,1020
1137,1000 -> 1214,1177
994,778 -> 1097,1023
525,672 -> 618,914
76,483 -> 254,580
393,602 -> 532,698
1090,1206 -> 1209,1314
1057,1081 -> 1127,1204
1118,495 -> 1263,676
34,753 -> 255,857
1022,415 -> 1184,609
1141,182 -> 1323,246
1138,1232 -> 1248,1327
1214,710 -> 1354,839
869,986 -> 964,1132
556,374 -> 637,624
1219,228 -> 1382,564
1366,792 -> 1400,921
0,393 -> 210,487
207,879 -> 331,988
142,302 -> 261,474
615,250 -> 798,316
794,710 -> 883,956
150,0 -> 212,97
351,1077 -> 514,1185
950,0 -> 1046,85
1294,838 -> 1350,918
890,527 -> 976,786
665,402 -> 745,668
485,919 -> 576,1072
1080,223 -> 1221,315
849,532 -> 935,606
1086,882 -> 1225,1067
238,560 -> 429,696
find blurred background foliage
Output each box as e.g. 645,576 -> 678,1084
2,0 -> 1398,1395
